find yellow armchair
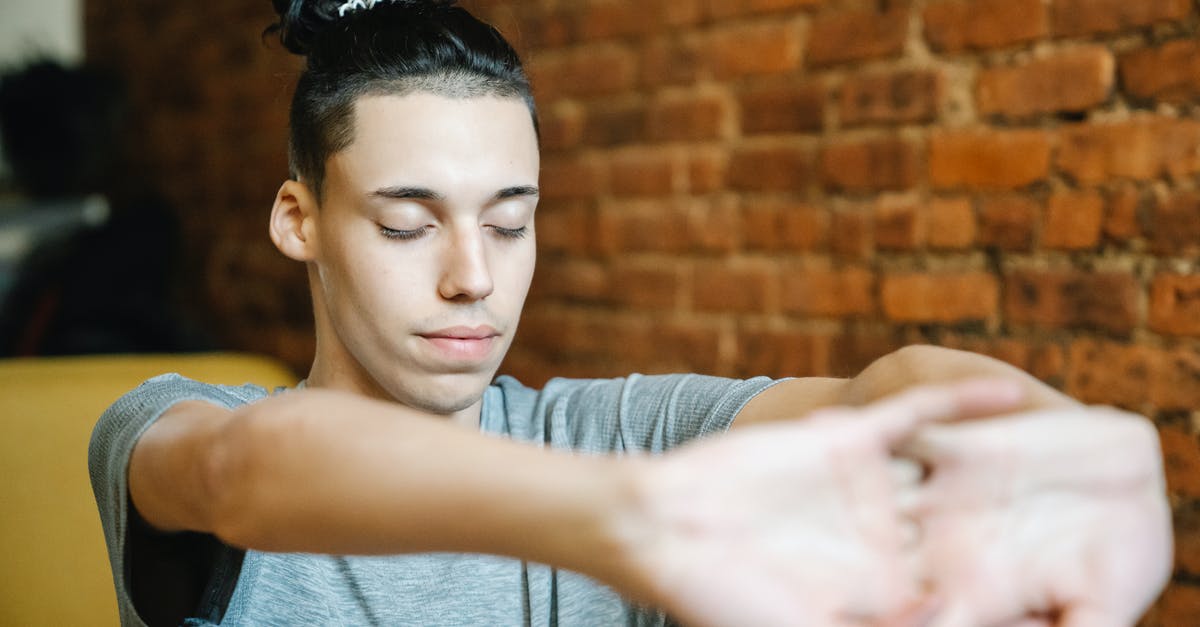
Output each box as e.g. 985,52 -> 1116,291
0,353 -> 297,626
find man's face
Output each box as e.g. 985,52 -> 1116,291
309,93 -> 539,415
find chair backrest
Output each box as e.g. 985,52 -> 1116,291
0,353 -> 297,626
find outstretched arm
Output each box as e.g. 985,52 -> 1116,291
130,388 -> 639,585
130,378 -> 1024,625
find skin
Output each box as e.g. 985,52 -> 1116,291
272,93 -> 541,424
126,92 -> 1171,627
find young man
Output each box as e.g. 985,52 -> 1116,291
90,2 -> 1172,625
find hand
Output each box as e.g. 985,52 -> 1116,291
624,381 -> 1026,627
903,407 -> 1173,627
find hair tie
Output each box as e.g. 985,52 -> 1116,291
337,0 -> 390,17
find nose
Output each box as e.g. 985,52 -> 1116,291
438,224 -> 494,302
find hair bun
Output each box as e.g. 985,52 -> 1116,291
268,0 -> 343,56
268,0 -> 461,57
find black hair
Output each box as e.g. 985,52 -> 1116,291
267,0 -> 538,198
0,59 -> 126,198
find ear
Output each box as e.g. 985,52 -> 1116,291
269,179 -> 320,262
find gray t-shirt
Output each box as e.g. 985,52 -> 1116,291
89,372 -> 778,626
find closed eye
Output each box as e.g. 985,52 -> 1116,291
489,225 -> 529,240
379,225 -> 430,240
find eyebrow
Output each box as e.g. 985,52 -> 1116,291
370,185 -> 540,202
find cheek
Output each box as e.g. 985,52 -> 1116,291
494,243 -> 537,299
325,242 -> 417,317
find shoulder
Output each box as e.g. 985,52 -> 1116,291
89,374 -> 276,483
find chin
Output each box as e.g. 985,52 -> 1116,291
388,371 -> 491,415
408,393 -> 481,415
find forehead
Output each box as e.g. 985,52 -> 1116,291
328,93 -> 540,193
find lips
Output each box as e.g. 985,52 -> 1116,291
418,325 -> 500,361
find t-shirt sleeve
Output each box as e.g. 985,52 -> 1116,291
508,373 -> 782,454
87,374 -> 270,626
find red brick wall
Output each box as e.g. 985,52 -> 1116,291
86,0 -> 1199,620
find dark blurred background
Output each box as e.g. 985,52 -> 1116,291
2,0 -> 1197,621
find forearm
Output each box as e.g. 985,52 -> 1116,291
139,390 -> 645,588
733,345 -> 1076,428
841,345 -> 1078,410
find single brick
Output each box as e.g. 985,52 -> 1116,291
604,314 -> 724,372
1120,39 -> 1200,104
780,266 -> 876,317
1149,190 -> 1200,256
535,201 -> 594,254
729,145 -> 814,191
807,6 -> 909,67
609,149 -> 682,197
1005,270 -> 1138,334
609,260 -> 679,310
735,329 -> 832,379
819,138 -> 921,192
930,129 -> 1051,190
881,272 -> 999,323
979,195 -> 1038,251
977,46 -> 1114,117
1067,339 -> 1200,411
839,69 -> 943,126
709,21 -> 802,78
651,320 -> 725,374
739,82 -> 826,135
646,92 -> 732,142
562,46 -> 638,97
1051,0 -> 1193,37
541,158 -> 604,201
874,200 -> 923,250
925,197 -> 977,249
742,201 -> 829,252
1057,116 -> 1200,184
685,199 -> 741,254
1065,339 -> 1159,408
1149,274 -> 1200,337
1042,190 -> 1104,250
692,261 -> 775,312
512,7 -> 576,49
1075,338 -> 1200,413
581,101 -> 646,147
923,0 -> 1047,53
596,201 -> 690,254
577,1 -> 655,41
519,310 -> 620,362
530,46 -> 638,100
640,36 -> 703,87
529,259 -> 610,304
